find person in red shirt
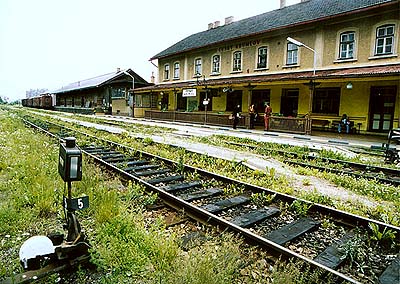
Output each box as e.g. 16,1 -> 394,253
264,102 -> 272,131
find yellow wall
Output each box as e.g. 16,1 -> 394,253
112,99 -> 130,115
154,7 -> 399,132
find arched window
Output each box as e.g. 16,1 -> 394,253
286,43 -> 298,65
164,64 -> 170,80
257,46 -> 268,69
212,55 -> 220,73
194,58 -> 202,76
173,62 -> 180,79
233,51 -> 242,71
375,24 -> 395,55
339,31 -> 355,59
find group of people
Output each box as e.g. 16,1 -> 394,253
232,104 -> 353,134
231,102 -> 272,130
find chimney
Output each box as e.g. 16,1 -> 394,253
214,20 -> 220,28
116,67 -> 121,73
225,16 -> 234,25
150,72 -> 155,84
280,0 -> 286,8
208,23 -> 214,30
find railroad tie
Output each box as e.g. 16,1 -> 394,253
146,175 -> 185,185
135,169 -> 170,177
124,164 -> 158,172
105,156 -> 135,163
200,195 -> 250,214
378,256 -> 399,284
231,207 -> 280,228
179,188 -> 223,202
162,181 -> 202,193
265,217 -> 320,246
313,232 -> 354,269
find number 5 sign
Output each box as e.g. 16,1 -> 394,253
63,196 -> 89,211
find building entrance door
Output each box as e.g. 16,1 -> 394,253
251,89 -> 271,114
369,86 -> 396,132
281,89 -> 299,117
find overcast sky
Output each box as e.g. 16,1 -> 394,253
0,0 -> 301,101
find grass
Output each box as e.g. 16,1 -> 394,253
17,108 -> 400,226
0,109 -> 343,283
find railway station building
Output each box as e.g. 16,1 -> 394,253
52,68 -> 151,116
134,0 -> 400,134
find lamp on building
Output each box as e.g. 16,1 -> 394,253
346,82 -> 353,90
286,37 -> 316,76
287,37 -> 317,134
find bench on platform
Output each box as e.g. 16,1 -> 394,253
311,119 -> 330,131
331,120 -> 356,133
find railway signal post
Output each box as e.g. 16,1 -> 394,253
13,137 -> 90,283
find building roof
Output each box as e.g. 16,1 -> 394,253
135,63 -> 400,92
52,69 -> 149,94
151,0 -> 396,60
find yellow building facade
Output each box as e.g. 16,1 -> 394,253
135,0 -> 400,134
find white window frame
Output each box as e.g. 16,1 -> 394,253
339,31 -> 355,59
375,24 -> 395,55
211,54 -> 221,74
232,51 -> 242,72
173,62 -> 180,79
163,64 -> 170,80
286,43 -> 298,65
194,58 -> 202,76
256,46 -> 268,69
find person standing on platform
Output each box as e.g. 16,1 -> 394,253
232,105 -> 241,129
249,104 -> 256,129
264,102 -> 272,131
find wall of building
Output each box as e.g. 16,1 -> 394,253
153,5 -> 399,132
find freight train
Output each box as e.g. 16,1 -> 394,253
21,94 -> 55,109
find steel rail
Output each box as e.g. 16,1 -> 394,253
22,116 -> 400,284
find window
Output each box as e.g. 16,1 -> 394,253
375,25 -> 395,55
339,32 -> 355,59
173,62 -> 180,79
134,93 -> 158,108
257,47 -> 268,69
212,55 -> 221,73
194,58 -> 202,76
111,88 -> 126,98
164,64 -> 170,80
286,43 -> 298,65
312,88 -> 341,115
233,51 -> 242,71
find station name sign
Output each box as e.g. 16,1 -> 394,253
183,88 -> 197,97
218,39 -> 261,52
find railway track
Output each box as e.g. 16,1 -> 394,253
224,140 -> 400,187
22,116 -> 400,284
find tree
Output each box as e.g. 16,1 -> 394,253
25,88 -> 48,98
